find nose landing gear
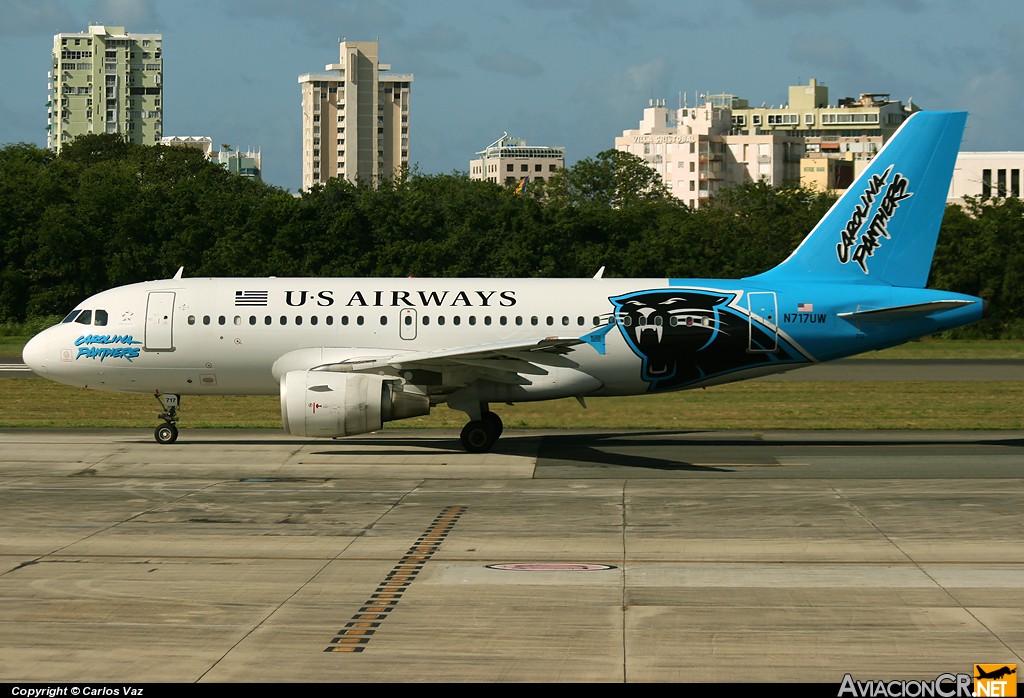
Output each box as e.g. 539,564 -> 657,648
154,393 -> 181,444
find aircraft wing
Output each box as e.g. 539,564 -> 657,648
270,323 -> 617,390
314,335 -> 588,382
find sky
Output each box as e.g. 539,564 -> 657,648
2,0 -> 1023,192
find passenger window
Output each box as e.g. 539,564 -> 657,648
356,316 -> 364,325
202,316 -> 211,326
234,316 -> 241,326
515,316 -> 523,326
423,316 -> 430,326
95,309 -> 108,326
453,316 -> 461,326
311,316 -> 318,326
187,315 -> 196,325
531,316 -> 538,326
499,317 -> 507,326
264,316 -> 272,325
438,316 -> 446,326
577,316 -> 585,326
75,310 -> 92,325
326,316 -> 334,326
295,316 -> 303,326
280,316 -> 287,325
403,315 -> 412,325
218,316 -> 226,325
380,316 -> 387,326
546,316 -> 553,326
484,316 -> 492,326
249,316 -> 257,325
341,316 -> 349,325
562,316 -> 569,326
469,316 -> 477,326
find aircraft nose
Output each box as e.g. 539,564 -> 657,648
22,332 -> 49,376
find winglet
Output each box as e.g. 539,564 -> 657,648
578,322 -> 616,355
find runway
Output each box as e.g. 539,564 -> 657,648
0,428 -> 1021,683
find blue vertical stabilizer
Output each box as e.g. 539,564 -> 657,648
752,111 -> 966,288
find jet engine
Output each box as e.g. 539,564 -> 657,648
280,371 -> 430,438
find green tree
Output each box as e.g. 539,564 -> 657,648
543,149 -> 672,208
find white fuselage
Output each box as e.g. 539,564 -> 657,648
27,276 -> 755,399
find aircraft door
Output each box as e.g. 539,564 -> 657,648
746,291 -> 778,352
399,308 -> 418,340
145,291 -> 176,351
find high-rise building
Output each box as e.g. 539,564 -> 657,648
48,25 -> 163,152
469,134 -> 564,186
298,39 -> 412,190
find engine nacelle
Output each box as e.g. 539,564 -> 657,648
280,371 -> 430,438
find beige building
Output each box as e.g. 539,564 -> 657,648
298,40 -> 411,190
469,134 -> 564,186
48,25 -> 163,152
722,78 -> 914,143
618,79 -> 922,205
615,100 -> 803,208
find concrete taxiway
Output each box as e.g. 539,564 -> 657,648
0,427 -> 1022,683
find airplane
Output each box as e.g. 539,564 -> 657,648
22,110 -> 985,453
975,666 -> 1016,681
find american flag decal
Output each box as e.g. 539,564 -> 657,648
235,290 -> 269,306
797,302 -> 814,312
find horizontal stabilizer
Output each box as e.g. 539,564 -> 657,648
837,299 -> 977,323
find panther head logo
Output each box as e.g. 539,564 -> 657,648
609,289 -> 801,390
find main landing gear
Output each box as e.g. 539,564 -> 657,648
459,408 -> 503,453
154,393 -> 181,444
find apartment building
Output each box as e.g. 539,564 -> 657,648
615,99 -> 803,207
618,79 -> 920,206
48,25 -> 162,152
298,39 -> 411,190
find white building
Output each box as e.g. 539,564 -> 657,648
470,134 -> 564,186
949,152 -> 1024,205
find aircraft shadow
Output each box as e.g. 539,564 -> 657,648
140,430 -> 1024,474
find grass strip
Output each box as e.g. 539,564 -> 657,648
2,379 -> 1021,431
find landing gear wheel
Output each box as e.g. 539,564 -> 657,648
153,393 -> 181,445
460,419 -> 498,453
482,410 -> 503,438
154,423 -> 179,444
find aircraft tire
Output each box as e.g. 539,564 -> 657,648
154,423 -> 179,445
482,410 -> 503,438
460,420 -> 497,453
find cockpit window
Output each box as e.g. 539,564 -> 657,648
75,310 -> 93,325
61,310 -> 82,324
94,309 -> 108,326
